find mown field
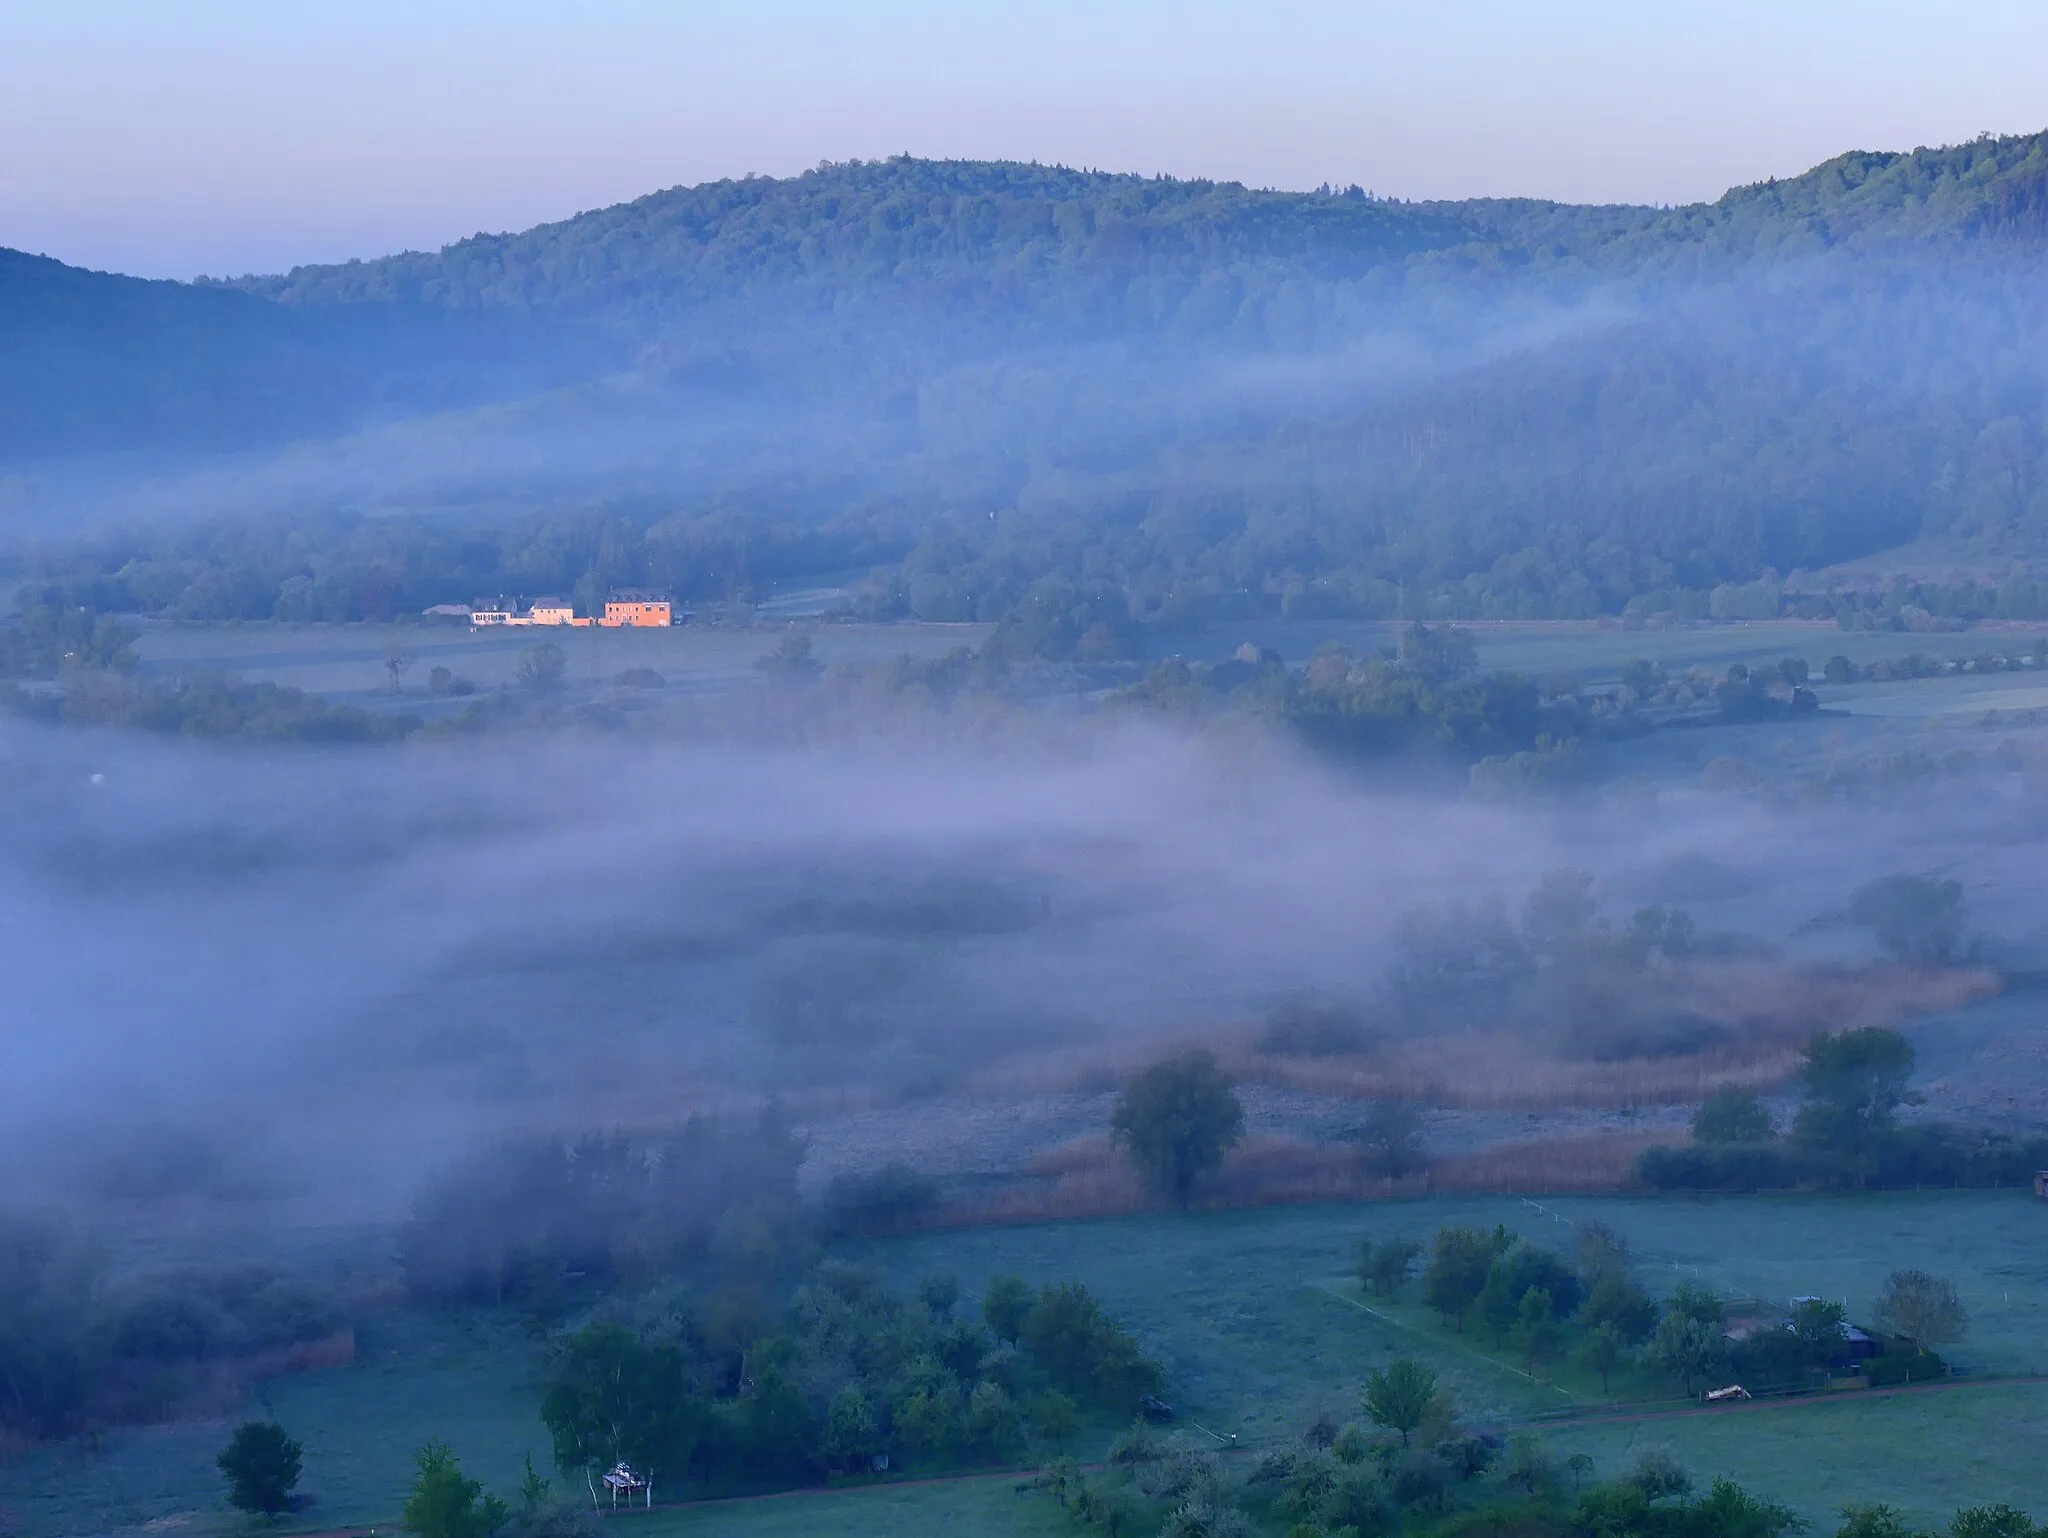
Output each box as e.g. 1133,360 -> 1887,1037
5,1192 -> 2043,1536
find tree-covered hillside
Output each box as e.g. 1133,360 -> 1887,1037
5,134 -> 2048,613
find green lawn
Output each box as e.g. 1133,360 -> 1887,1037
6,1193 -> 2044,1536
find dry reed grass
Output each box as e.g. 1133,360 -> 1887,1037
933,1127 -> 1658,1227
973,962 -> 1998,1113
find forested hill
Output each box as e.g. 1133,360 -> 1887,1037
5,133 -> 2048,613
232,134 -> 2048,320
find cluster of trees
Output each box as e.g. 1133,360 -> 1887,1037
537,1265 -> 1158,1497
1640,1023 -> 2048,1193
1374,867 -> 1722,1061
1367,1216 -> 1966,1406
0,1211 -> 345,1439
398,1113 -> 808,1312
1117,627 -> 1593,769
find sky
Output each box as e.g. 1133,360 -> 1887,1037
4,0 -> 2048,280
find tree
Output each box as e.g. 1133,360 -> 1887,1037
517,642 -> 567,692
1358,1236 -> 1422,1299
1847,875 -> 1965,966
383,634 -> 416,693
1645,1313 -> 1730,1395
1361,1357 -> 1436,1446
1574,1220 -> 1631,1285
540,1323 -> 705,1489
1790,1297 -> 1849,1370
755,630 -> 824,680
1422,1226 -> 1493,1332
1109,1050 -> 1244,1205
822,1387 -> 879,1472
1514,1287 -> 1561,1375
1793,1028 -> 1918,1163
1837,1505 -> 1926,1538
1581,1322 -> 1625,1393
1582,1272 -> 1659,1345
217,1421 -> 302,1519
1873,1270 -> 1968,1352
1948,1506 -> 2041,1538
403,1439 -> 508,1538
1353,1101 -> 1427,1178
1692,1086 -> 1775,1144
982,1273 -> 1031,1345
1029,1390 -> 1079,1453
918,1273 -> 961,1318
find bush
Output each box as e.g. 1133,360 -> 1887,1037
820,1163 -> 938,1237
1867,1350 -> 1948,1386
1257,994 -> 1373,1056
217,1421 -> 303,1517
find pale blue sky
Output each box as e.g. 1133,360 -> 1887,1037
5,0 -> 2046,279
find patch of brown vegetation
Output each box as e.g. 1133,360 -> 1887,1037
970,963 -> 1995,1114
930,1128 -> 1654,1228
99,1327 -> 358,1427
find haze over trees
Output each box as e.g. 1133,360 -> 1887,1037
11,134 -> 2048,630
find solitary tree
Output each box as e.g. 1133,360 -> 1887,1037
1873,1270 -> 1968,1353
1691,1086 -> 1774,1145
1110,1050 -> 1244,1205
383,635 -> 416,693
1362,1358 -> 1438,1446
1353,1101 -> 1428,1178
217,1421 -> 302,1519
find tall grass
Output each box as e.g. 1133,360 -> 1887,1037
934,1129 -> 1659,1227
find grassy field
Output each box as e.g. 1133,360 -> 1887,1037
4,1195 -> 2044,1535
0,1311 -> 548,1538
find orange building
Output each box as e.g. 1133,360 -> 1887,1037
602,590 -> 675,627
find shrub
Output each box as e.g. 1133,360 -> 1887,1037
217,1421 -> 302,1517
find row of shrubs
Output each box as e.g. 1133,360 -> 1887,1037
1636,1128 -> 2048,1193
